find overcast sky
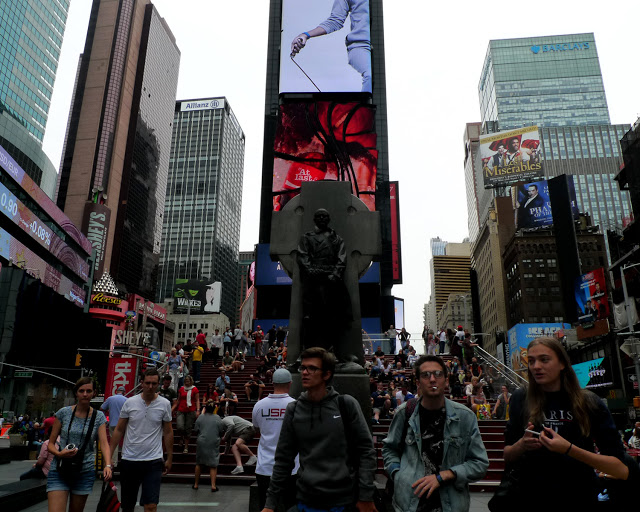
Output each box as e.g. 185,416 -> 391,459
42,0 -> 640,334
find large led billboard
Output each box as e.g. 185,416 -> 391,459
389,182 -> 402,284
575,268 -> 609,324
174,280 -> 222,314
280,0 -> 372,94
273,102 -> 377,211
509,177 -> 579,230
480,126 -> 544,188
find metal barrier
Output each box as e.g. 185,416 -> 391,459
472,343 -> 528,390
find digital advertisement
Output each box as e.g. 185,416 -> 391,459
509,177 -> 579,230
507,323 -> 567,372
571,357 -> 613,389
174,279 -> 222,314
479,126 -> 544,188
575,268 -> 610,325
273,102 -> 377,211
280,0 -> 372,94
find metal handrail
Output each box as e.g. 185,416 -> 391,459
472,343 -> 527,389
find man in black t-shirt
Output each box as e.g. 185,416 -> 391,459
244,374 -> 266,401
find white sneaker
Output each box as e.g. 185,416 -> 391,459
231,466 -> 244,475
246,455 -> 257,466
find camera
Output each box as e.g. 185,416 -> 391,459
65,444 -> 76,450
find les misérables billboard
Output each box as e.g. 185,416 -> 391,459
273,102 -> 377,211
509,177 -> 579,230
280,0 -> 372,94
480,126 -> 543,188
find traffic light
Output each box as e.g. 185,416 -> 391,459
75,353 -> 82,367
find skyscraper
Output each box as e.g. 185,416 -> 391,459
55,0 -> 180,299
157,98 -> 245,321
469,33 -> 631,242
0,0 -> 69,197
479,33 -> 610,129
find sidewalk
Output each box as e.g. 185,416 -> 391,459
1,460 -> 492,511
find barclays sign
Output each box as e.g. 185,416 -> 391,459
530,42 -> 590,54
180,98 -> 225,112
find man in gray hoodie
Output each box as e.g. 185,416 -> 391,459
261,347 -> 377,512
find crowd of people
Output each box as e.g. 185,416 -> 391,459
7,332 -> 640,511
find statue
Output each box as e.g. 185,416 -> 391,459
270,181 -> 381,369
297,209 -> 353,352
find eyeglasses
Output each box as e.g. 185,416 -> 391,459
298,365 -> 322,374
420,370 -> 445,379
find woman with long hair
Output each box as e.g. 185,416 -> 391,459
493,384 -> 511,420
501,337 -> 634,510
46,377 -> 112,512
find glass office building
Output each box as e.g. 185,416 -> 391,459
479,33 -> 610,129
0,0 -> 68,197
157,98 -> 245,321
470,34 -> 631,240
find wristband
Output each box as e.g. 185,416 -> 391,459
565,443 -> 573,455
303,32 -> 311,38
436,474 -> 444,485
105,465 -> 112,469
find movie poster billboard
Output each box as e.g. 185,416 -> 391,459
174,279 -> 222,314
507,323 -> 566,373
280,0 -> 372,94
510,177 -> 579,230
575,268 -> 610,324
479,126 -> 543,188
273,102 -> 377,211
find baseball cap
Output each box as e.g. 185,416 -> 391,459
272,368 -> 292,384
117,385 -> 126,392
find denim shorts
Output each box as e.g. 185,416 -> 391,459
47,468 -> 95,495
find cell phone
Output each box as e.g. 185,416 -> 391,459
524,429 -> 541,437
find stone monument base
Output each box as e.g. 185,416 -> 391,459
290,373 -> 372,428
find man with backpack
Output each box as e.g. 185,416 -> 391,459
261,347 -> 377,512
382,355 -> 488,512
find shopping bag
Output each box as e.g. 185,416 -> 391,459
96,480 -> 120,512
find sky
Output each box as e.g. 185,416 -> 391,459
41,0 -> 640,335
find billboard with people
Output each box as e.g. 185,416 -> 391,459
273,102 -> 377,211
479,126 -> 544,188
575,268 -> 610,325
509,177 -> 579,230
280,0 -> 372,94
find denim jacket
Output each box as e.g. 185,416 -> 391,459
382,398 -> 489,512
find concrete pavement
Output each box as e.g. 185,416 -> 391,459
1,459 -> 492,511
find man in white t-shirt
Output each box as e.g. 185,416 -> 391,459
252,369 -> 299,510
109,369 -> 173,512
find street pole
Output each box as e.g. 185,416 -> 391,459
621,264 -> 640,397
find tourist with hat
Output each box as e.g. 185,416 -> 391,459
252,368 -> 299,510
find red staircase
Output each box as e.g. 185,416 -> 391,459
162,353 -> 505,492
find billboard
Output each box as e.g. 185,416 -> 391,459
104,356 -> 137,398
273,102 -> 377,212
389,182 -> 402,283
572,357 -> 613,389
510,177 -> 579,230
480,126 -> 543,188
575,268 -> 609,325
280,0 -> 372,94
173,280 -> 222,314
0,226 -> 86,306
81,203 -> 111,276
0,143 -> 92,256
507,323 -> 567,372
